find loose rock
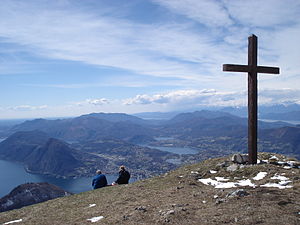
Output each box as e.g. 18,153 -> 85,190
135,206 -> 147,212
226,189 -> 249,198
227,164 -> 239,172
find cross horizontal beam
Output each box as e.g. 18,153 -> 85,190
223,64 -> 280,74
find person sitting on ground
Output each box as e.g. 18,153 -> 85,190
92,170 -> 107,189
113,165 -> 130,185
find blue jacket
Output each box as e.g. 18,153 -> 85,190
92,174 -> 107,189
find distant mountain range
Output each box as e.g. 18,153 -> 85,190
260,110 -> 300,121
221,104 -> 300,119
0,110 -> 299,179
10,113 -> 154,142
7,111 -> 293,145
135,104 -> 300,120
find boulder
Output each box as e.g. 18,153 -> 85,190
231,154 -> 249,164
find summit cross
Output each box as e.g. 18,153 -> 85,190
223,34 -> 280,164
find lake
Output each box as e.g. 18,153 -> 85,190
0,159 -> 119,198
141,138 -> 199,155
0,137 -> 195,198
141,137 -> 199,155
260,119 -> 300,125
147,145 -> 199,154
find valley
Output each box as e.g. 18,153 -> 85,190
0,110 -> 299,181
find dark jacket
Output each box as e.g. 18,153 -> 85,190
92,174 -> 107,189
115,170 -> 130,184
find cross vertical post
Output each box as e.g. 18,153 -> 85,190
248,35 -> 258,164
223,34 -> 279,164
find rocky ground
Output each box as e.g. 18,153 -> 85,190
0,152 -> 299,225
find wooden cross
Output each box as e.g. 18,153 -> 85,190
223,34 -> 280,164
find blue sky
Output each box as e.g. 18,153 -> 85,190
0,0 -> 300,119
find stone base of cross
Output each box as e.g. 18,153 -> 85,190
223,34 -> 279,164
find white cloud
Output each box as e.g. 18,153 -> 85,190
86,98 -> 109,106
10,105 -> 48,111
124,89 -> 247,108
259,89 -> 300,105
2,88 -> 300,119
75,98 -> 110,106
124,88 -> 300,110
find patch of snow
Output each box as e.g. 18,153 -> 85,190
213,195 -> 218,199
210,170 -> 217,174
262,160 -> 269,163
198,178 -> 219,186
260,183 -> 293,189
215,182 -> 237,189
3,219 -> 23,224
191,171 -> 199,174
87,216 -> 104,223
287,161 -> 300,168
199,177 -> 256,189
202,200 -> 207,203
237,179 -> 256,187
283,166 -> 292,169
279,181 -> 292,186
271,175 -> 289,181
88,204 -> 96,208
270,155 -> 279,160
215,177 -> 229,181
277,161 -> 285,165
253,172 -> 267,180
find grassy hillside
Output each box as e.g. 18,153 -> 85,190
0,153 -> 299,225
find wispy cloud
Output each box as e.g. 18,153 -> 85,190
259,89 -> 300,105
224,0 -> 300,27
154,0 -> 300,28
75,98 -> 110,106
9,104 -> 48,111
0,0 -> 290,86
152,0 -> 233,27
